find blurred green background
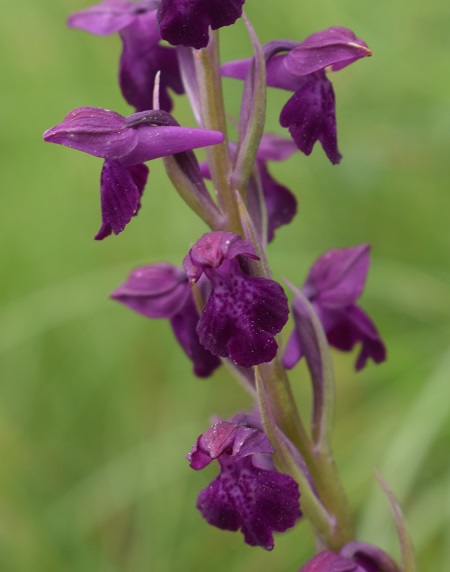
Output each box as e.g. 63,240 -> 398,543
1,0 -> 449,570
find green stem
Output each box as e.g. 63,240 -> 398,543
259,360 -> 313,466
256,368 -> 334,543
194,32 -> 243,235
259,359 -> 355,549
192,23 -> 355,554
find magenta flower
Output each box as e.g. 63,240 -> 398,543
188,417 -> 301,550
158,0 -> 245,50
183,232 -> 289,368
284,245 -> 386,371
43,107 -> 223,239
111,263 -> 220,377
222,27 -> 371,164
68,0 -> 183,112
299,543 -> 401,572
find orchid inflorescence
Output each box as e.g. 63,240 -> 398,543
44,1 -> 417,570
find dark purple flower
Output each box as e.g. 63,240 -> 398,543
279,71 -> 341,164
157,0 -> 245,50
68,0 -> 183,112
284,245 -> 386,371
188,419 -> 301,550
111,263 -> 220,377
222,27 -> 371,164
299,542 -> 401,572
183,232 -> 289,368
43,107 -> 223,238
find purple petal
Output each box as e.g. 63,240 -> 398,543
94,160 -> 147,239
111,263 -> 189,317
127,162 -> 148,197
280,72 -> 342,164
265,54 -> 308,90
112,264 -> 220,377
158,0 -> 245,49
68,0 -> 135,35
188,421 -> 274,469
222,54 -> 307,92
257,134 -> 298,162
320,305 -> 386,370
119,12 -> 183,112
304,245 -> 371,307
43,107 -> 138,160
197,259 -> 289,368
230,426 -> 275,460
299,550 -> 357,572
44,107 -> 224,165
283,325 -> 304,370
258,160 -> 297,242
170,295 -> 221,378
210,424 -> 274,461
188,422 -> 237,469
124,124 -> 224,165
197,456 -> 300,550
285,27 -> 371,77
183,232 -> 258,284
221,58 -> 252,80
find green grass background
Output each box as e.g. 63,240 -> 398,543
1,0 -> 449,570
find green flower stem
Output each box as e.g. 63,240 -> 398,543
194,32 -> 244,235
256,367 -> 335,544
259,359 -> 355,550
309,451 -> 355,549
194,21 -> 354,553
259,360 -> 313,465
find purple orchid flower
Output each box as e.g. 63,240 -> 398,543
299,542 -> 401,572
222,27 -> 371,164
183,232 -> 289,368
68,0 -> 183,112
284,245 -> 386,371
157,0 -> 245,50
111,263 -> 220,377
43,107 -> 223,239
188,416 -> 301,550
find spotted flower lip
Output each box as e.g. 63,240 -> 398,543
284,245 -> 386,371
111,263 -> 221,377
188,419 -> 301,550
157,0 -> 246,50
43,107 -> 224,238
68,0 -> 182,112
183,232 -> 289,368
